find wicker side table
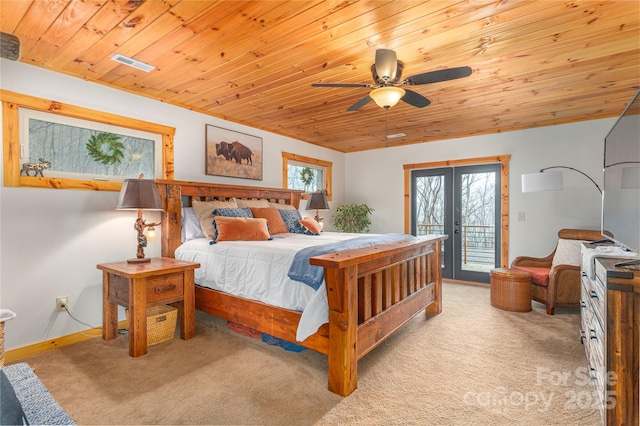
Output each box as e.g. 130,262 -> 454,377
0,309 -> 17,367
490,268 -> 532,312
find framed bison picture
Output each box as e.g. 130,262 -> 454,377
205,125 -> 263,180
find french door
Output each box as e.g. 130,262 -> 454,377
410,163 -> 501,283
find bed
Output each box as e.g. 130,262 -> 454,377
156,179 -> 445,396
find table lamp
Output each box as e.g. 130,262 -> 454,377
115,175 -> 163,263
306,190 -> 329,229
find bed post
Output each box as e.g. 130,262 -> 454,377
325,265 -> 358,396
425,238 -> 443,315
158,181 -> 181,258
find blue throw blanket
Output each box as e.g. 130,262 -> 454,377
288,233 -> 412,290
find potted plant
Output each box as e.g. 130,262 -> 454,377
333,203 -> 374,233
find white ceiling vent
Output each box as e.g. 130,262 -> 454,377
110,53 -> 155,72
386,133 -> 406,139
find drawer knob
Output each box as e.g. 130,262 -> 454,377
155,284 -> 177,293
589,290 -> 598,299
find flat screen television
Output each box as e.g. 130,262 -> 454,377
602,88 -> 640,263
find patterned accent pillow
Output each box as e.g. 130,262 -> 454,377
278,209 -> 306,233
212,207 -> 253,218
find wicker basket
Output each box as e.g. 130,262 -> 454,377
126,305 -> 178,346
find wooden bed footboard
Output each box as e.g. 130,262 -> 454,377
156,180 -> 445,396
310,236 -> 443,396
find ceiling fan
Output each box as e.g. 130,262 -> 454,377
312,49 -> 472,111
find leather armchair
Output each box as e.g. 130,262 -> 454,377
510,229 -> 610,315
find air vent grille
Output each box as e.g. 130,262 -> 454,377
386,133 -> 406,139
110,53 -> 155,72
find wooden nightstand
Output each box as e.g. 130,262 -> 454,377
98,257 -> 200,357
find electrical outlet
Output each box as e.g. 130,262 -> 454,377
56,296 -> 69,312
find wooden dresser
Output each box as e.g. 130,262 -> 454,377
580,246 -> 640,425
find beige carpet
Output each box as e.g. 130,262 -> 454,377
13,282 -> 601,425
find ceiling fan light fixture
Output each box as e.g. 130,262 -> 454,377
370,86 -> 406,109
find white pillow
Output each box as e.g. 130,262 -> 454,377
551,239 -> 587,269
181,208 -> 205,242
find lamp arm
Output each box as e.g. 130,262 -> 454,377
605,161 -> 640,168
540,166 -> 602,194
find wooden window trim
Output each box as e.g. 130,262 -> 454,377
282,151 -> 332,201
403,155 -> 510,268
1,90 -> 175,191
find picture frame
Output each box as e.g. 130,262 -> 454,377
2,90 -> 175,191
205,125 -> 263,180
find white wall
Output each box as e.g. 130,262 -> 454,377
345,118 -> 615,262
0,60 -> 344,350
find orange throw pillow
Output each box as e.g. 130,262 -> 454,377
299,217 -> 321,235
213,217 -> 271,242
250,207 -> 290,235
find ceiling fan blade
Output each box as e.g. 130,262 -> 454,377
347,95 -> 373,111
403,66 -> 472,85
375,49 -> 398,80
401,89 -> 431,108
312,82 -> 370,88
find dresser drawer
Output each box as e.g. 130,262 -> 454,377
146,272 -> 184,303
580,284 -> 592,348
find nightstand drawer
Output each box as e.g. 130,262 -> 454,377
146,272 -> 184,303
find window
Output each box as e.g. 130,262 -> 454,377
282,152 -> 332,200
2,89 -> 174,191
20,109 -> 162,182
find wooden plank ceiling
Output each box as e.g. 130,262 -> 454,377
1,0 -> 638,153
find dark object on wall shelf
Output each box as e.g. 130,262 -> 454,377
0,32 -> 20,61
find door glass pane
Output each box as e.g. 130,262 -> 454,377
414,174 -> 445,235
414,174 -> 446,267
459,171 -> 496,273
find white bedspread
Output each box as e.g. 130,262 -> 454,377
175,232 -> 363,341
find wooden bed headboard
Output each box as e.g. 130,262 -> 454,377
155,180 -> 304,257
